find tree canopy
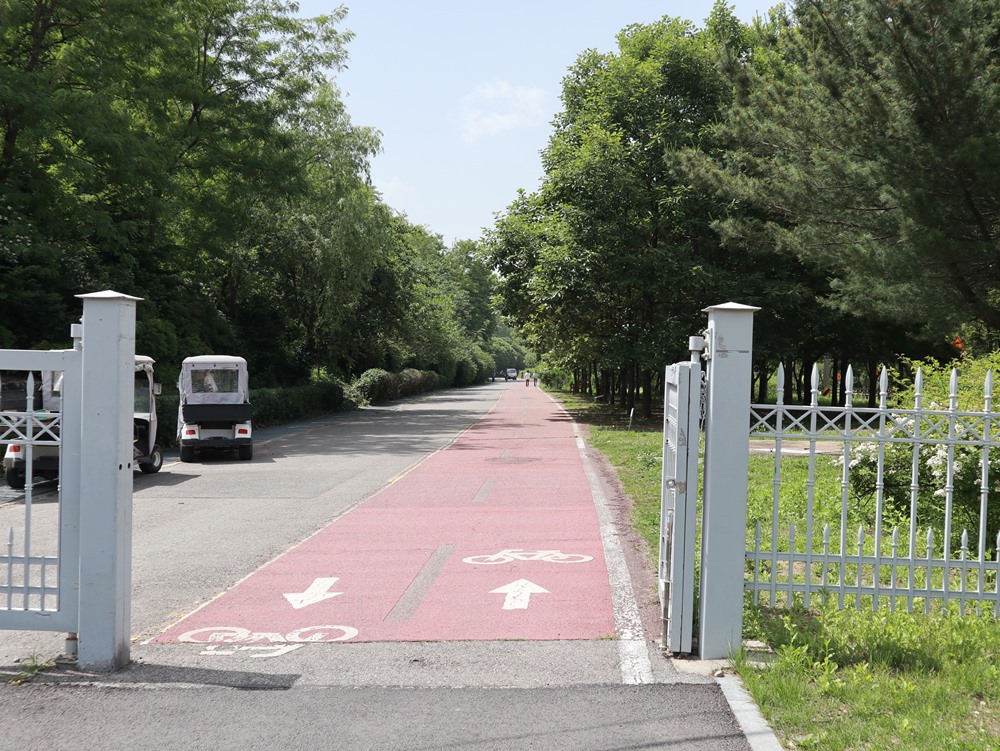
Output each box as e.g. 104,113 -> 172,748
484,1 -> 979,411
710,0 -> 1000,338
3,1 -> 992,405
0,0 -> 509,387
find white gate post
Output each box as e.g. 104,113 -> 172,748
698,302 -> 759,659
76,291 -> 140,671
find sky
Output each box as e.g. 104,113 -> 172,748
296,1 -> 782,246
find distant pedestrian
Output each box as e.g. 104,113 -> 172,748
525,372 -> 530,387
533,375 -> 538,387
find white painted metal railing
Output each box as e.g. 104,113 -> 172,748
0,349 -> 81,632
0,291 -> 139,670
747,523 -> 1000,616
747,363 -> 1000,615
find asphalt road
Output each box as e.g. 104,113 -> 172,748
0,382 -> 755,751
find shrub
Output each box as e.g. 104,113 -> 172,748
840,352 -> 1000,553
156,378 -> 355,447
351,368 -> 444,405
844,437 -> 1000,554
352,368 -> 398,403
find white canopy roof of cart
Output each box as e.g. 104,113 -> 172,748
178,355 -> 249,405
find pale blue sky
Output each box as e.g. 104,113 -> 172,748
296,1 -> 782,245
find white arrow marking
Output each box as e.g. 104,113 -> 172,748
283,577 -> 343,609
491,579 -> 549,610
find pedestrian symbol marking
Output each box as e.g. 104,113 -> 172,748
177,625 -> 358,644
199,644 -> 303,658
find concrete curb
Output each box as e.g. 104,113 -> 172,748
717,674 -> 785,751
672,657 -> 784,749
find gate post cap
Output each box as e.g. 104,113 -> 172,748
701,302 -> 761,314
75,290 -> 143,302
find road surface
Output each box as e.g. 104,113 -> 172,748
0,382 -> 757,751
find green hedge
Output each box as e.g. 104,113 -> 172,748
156,369 -> 447,447
351,368 -> 445,405
156,378 -> 355,447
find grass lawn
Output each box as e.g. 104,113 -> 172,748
554,389 -> 1000,751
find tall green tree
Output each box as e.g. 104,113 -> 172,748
225,80 -> 382,381
712,0 -> 1000,337
0,0 -> 355,360
487,10 -> 746,415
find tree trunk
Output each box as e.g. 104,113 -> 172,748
835,357 -> 846,406
783,360 -> 795,404
642,369 -> 652,419
756,362 -> 769,403
867,361 -> 879,407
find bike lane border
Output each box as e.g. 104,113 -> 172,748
148,386 -> 654,683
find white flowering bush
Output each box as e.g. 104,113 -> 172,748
845,426 -> 1000,554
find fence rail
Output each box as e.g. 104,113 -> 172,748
0,363 -> 74,631
745,362 -> 1000,616
747,521 -> 1000,615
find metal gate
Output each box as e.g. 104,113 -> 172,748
0,345 -> 82,633
659,357 -> 701,653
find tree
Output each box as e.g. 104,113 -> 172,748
226,79 -> 383,380
486,10 -> 750,416
0,0 -> 180,346
712,0 -> 1000,337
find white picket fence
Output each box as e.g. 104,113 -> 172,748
746,363 -> 1000,616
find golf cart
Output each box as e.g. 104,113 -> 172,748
2,357 -> 163,489
177,355 -> 252,462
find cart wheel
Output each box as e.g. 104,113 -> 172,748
238,444 -> 253,461
140,445 -> 164,474
179,446 -> 196,463
5,467 -> 25,490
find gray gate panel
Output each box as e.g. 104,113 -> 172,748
660,360 -> 701,654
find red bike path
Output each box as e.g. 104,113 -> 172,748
152,385 -> 619,646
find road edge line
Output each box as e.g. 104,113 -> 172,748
545,392 -> 654,684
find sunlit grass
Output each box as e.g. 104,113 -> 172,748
737,605 -> 1000,750
555,390 -> 663,555
553,388 -> 1000,751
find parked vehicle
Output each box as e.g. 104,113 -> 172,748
133,356 -> 164,475
2,357 -> 163,489
177,355 -> 252,462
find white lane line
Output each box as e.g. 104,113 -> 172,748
552,394 -> 654,685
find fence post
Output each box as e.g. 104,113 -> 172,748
75,291 -> 140,671
698,302 -> 759,659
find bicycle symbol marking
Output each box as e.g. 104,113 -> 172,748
462,549 -> 593,565
199,644 -> 303,658
177,625 -> 359,644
